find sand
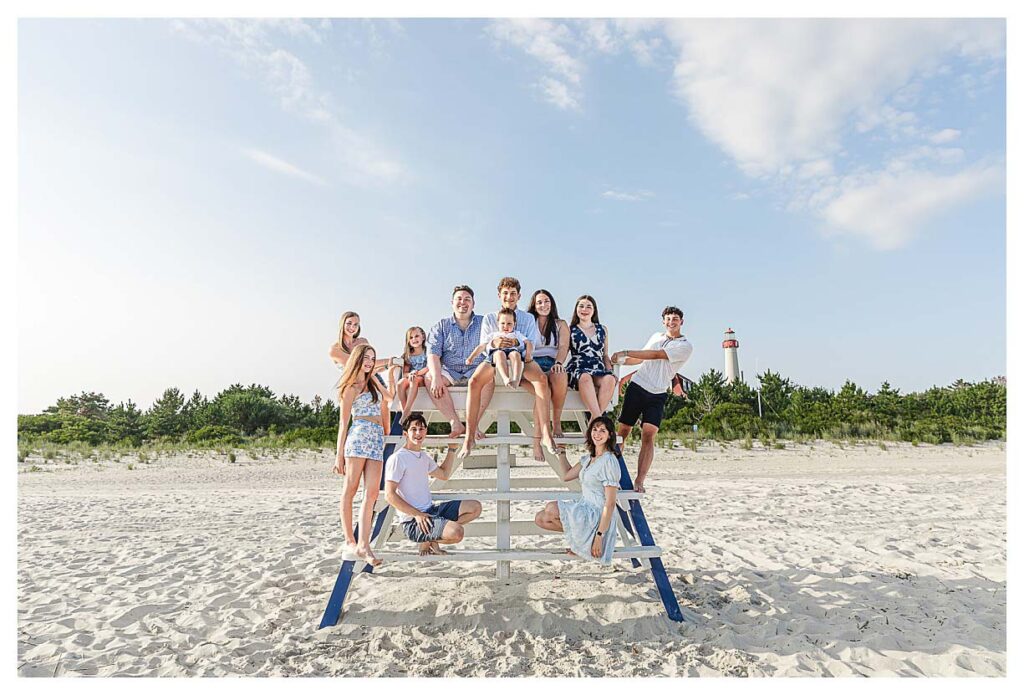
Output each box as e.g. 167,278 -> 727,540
17,440 -> 1005,677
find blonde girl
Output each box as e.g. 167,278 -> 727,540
335,343 -> 390,566
393,326 -> 429,415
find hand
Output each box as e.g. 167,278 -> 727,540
552,361 -> 565,374
429,374 -> 446,398
591,533 -> 603,558
333,456 -> 345,475
611,351 -> 625,364
415,512 -> 432,536
490,336 -> 504,349
500,337 -> 517,348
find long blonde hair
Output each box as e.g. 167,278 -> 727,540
403,326 -> 426,364
337,311 -> 361,353
337,344 -> 381,403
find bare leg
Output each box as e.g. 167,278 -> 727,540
356,459 -> 383,566
533,501 -> 563,531
634,424 -> 659,494
340,457 -> 367,550
576,373 -> 600,422
522,361 -> 555,453
403,378 -> 421,415
549,371 -> 568,437
437,522 -> 465,545
596,374 -> 616,414
476,380 -> 495,439
509,352 -> 524,387
396,378 -> 410,415
457,499 -> 483,524
461,363 -> 494,457
425,373 -> 465,438
493,352 -> 511,386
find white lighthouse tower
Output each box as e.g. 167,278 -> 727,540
723,328 -> 740,384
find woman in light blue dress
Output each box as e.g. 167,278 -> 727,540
534,416 -> 622,565
335,343 -> 390,566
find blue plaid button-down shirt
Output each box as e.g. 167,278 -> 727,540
426,313 -> 485,380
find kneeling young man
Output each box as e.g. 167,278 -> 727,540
384,413 -> 483,555
611,306 -> 693,493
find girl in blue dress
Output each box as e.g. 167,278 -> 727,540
335,343 -> 390,566
394,326 -> 429,415
565,295 -> 618,422
533,416 -> 622,564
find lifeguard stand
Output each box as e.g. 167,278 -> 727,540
319,370 -> 684,626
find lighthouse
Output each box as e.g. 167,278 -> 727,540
723,328 -> 740,384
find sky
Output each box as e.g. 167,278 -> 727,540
17,18 -> 1006,413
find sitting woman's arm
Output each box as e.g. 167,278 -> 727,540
553,448 -> 581,482
591,486 -> 618,558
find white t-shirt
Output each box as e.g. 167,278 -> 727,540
384,447 -> 439,521
480,309 -> 541,349
630,332 -> 694,395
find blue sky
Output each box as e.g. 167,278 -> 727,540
18,18 -> 1005,412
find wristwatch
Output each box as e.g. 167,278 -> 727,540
596,531 -> 604,537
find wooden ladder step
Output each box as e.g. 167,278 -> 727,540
372,546 -> 662,562
430,490 -> 644,502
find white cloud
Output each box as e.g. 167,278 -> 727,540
488,19 -> 584,111
662,19 -> 1003,249
173,19 -> 406,185
602,189 -> 654,202
930,128 -> 962,144
243,148 -> 327,186
821,164 -> 1003,249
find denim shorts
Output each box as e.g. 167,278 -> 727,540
401,500 -> 463,542
534,356 -> 557,373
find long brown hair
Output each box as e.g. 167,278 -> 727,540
403,326 -> 426,364
337,344 -> 381,403
585,415 -> 620,459
570,294 -> 601,328
528,289 -> 561,346
337,311 -> 361,352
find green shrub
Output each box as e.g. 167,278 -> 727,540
228,452 -> 236,463
186,425 -> 244,446
701,403 -> 759,440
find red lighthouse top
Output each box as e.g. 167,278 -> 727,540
722,328 -> 739,349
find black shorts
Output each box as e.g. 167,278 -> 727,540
617,381 -> 669,429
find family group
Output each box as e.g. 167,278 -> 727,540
328,277 -> 692,566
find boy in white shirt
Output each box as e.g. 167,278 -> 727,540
611,306 -> 693,493
384,413 -> 483,556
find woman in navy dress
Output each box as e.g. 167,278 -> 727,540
564,294 -> 617,422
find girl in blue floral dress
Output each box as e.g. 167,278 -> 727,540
565,294 -> 618,421
533,416 -> 622,564
335,344 -> 390,566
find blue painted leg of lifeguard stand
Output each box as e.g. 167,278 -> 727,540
615,452 -> 684,623
319,412 -> 404,627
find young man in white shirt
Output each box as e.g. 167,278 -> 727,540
384,413 -> 483,556
611,306 -> 693,493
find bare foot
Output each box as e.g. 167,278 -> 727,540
475,430 -> 488,440
418,542 -> 434,556
429,541 -> 448,555
450,422 -> 467,438
532,438 -> 545,462
541,434 -> 558,456
457,440 -> 473,459
357,546 -> 382,567
343,542 -> 359,559
566,549 -> 577,557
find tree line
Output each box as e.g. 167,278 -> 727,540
17,372 -> 1006,449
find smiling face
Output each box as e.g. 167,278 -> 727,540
361,349 -> 376,374
452,290 -> 475,318
406,420 -> 428,446
498,314 -> 516,333
590,421 -> 609,448
344,315 -> 360,337
533,292 -> 551,316
409,328 -> 425,350
662,312 -> 683,333
499,286 -> 520,310
575,298 -> 595,321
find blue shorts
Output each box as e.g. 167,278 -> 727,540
401,500 -> 463,542
534,356 -> 556,373
487,347 -> 525,363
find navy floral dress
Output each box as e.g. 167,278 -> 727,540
566,323 -> 613,389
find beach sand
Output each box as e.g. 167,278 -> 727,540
17,440 -> 1005,677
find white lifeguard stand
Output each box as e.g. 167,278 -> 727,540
319,371 -> 684,626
